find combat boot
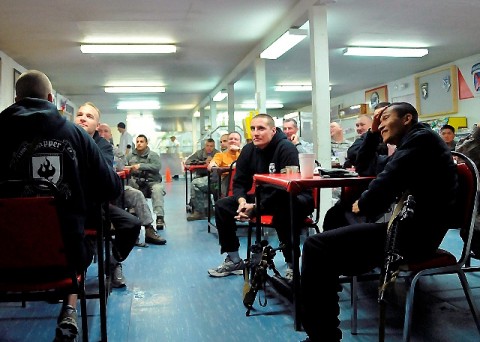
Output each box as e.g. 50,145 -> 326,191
145,225 -> 166,245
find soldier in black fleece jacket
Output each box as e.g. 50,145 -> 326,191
300,103 -> 457,342
208,114 -> 313,278
0,70 -> 121,342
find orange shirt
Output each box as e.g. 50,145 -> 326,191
212,149 -> 240,167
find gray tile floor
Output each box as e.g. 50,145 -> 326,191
0,180 -> 479,341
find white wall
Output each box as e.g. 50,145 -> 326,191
300,52 -> 480,140
0,50 -> 77,118
0,51 -> 26,111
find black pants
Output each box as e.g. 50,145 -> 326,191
108,204 -> 141,262
214,190 -> 313,263
300,222 -> 387,341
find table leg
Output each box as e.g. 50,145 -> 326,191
290,192 -> 302,331
185,169 -> 188,207
207,172 -> 211,232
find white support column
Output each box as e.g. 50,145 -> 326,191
309,5 -> 332,224
210,99 -> 217,130
255,58 -> 267,113
227,83 -> 235,132
199,108 -> 206,137
192,116 -> 198,151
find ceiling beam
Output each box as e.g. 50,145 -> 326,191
195,0 -> 326,113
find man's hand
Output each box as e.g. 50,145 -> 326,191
234,201 -> 255,222
290,134 -> 300,145
205,156 -> 213,164
371,107 -> 387,133
352,200 -> 360,214
127,163 -> 140,171
207,160 -> 217,171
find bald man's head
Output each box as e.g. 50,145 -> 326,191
15,70 -> 53,102
98,123 -> 113,141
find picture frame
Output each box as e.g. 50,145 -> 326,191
365,85 -> 388,113
414,65 -> 458,117
13,68 -> 21,102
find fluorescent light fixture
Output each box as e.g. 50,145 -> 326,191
105,86 -> 165,93
80,44 -> 176,54
274,84 -> 312,92
240,102 -> 284,109
261,29 -> 307,60
117,100 -> 160,110
213,90 -> 228,102
274,84 -> 332,91
343,47 -> 428,58
193,111 -> 201,117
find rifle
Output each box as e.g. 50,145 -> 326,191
378,193 -> 415,341
243,241 -> 282,316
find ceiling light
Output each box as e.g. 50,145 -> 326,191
105,86 -> 165,93
193,111 -> 201,117
80,44 -> 176,54
213,90 -> 228,102
240,102 -> 284,109
343,47 -> 428,58
117,100 -> 160,110
274,85 -> 312,92
260,29 -> 307,60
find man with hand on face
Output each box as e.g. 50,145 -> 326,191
282,118 -> 313,154
300,103 -> 457,342
208,114 -> 313,281
344,102 -> 390,168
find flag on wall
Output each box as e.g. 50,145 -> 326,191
457,61 -> 480,99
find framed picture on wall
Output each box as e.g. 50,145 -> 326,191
414,65 -> 458,117
365,85 -> 388,113
13,68 -> 21,102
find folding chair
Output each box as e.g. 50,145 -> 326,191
223,162 -> 262,252
84,203 -> 110,342
0,179 -> 89,342
351,151 -> 480,341
389,152 -> 480,341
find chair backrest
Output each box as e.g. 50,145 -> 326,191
0,180 -> 71,281
451,151 -> 479,264
226,161 -> 255,197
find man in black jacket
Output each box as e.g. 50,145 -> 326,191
300,103 -> 457,342
323,102 -> 391,230
0,70 -> 121,342
75,102 -> 142,288
208,114 -> 314,279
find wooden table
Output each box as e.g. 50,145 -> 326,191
252,173 -> 374,331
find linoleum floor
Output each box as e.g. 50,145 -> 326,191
0,179 -> 479,341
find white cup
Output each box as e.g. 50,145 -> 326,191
335,151 -> 346,166
299,153 -> 315,179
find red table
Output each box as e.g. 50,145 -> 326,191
184,164 -> 208,211
253,173 -> 374,330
